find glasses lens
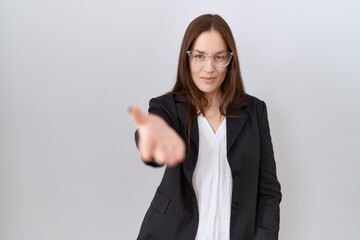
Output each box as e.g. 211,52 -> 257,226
188,51 -> 232,67
213,52 -> 232,67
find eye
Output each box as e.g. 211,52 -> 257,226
194,53 -> 206,61
214,53 -> 227,61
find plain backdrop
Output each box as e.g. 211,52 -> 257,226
1,0 -> 359,239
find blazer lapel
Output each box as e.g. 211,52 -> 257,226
174,95 -> 248,168
175,95 -> 199,150
175,95 -> 199,174
175,95 -> 247,153
226,107 -> 248,153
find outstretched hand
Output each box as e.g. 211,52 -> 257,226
129,107 -> 186,167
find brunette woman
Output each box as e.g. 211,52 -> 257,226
130,14 -> 282,240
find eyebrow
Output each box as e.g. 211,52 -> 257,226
193,49 -> 227,54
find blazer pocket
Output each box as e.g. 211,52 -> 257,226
151,190 -> 171,214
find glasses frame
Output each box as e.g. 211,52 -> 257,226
187,50 -> 233,67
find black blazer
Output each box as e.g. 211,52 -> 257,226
136,93 -> 281,240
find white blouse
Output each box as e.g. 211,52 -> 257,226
192,116 -> 233,240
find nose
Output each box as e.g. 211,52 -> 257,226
203,56 -> 215,72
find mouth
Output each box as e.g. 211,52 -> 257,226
200,77 -> 216,83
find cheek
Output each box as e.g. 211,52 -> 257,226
218,69 -> 227,83
190,65 -> 199,76
190,67 -> 201,83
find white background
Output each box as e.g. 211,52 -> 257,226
1,0 -> 359,239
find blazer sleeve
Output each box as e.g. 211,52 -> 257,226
253,101 -> 282,240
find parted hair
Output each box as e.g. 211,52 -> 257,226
171,14 -> 246,145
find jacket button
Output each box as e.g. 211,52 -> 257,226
232,201 -> 239,209
233,171 -> 240,178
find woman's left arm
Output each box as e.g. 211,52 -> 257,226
253,101 -> 282,240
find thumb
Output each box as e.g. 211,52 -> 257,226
129,106 -> 147,126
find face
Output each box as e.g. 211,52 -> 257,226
189,30 -> 228,99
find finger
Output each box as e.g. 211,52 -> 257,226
129,106 -> 147,126
155,139 -> 184,167
138,141 -> 152,161
153,148 -> 166,166
175,142 -> 186,163
167,142 -> 186,167
137,128 -> 154,161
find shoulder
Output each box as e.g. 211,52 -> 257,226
243,94 -> 267,112
245,94 -> 265,106
243,94 -> 271,128
148,93 -> 181,127
150,92 -> 176,106
241,94 -> 270,123
149,92 -> 187,110
149,92 -> 178,111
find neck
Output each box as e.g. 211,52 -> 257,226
203,91 -> 223,117
202,91 -> 225,132
204,91 -> 221,109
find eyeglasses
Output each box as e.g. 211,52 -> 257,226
187,50 -> 233,67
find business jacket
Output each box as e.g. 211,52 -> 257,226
136,93 -> 281,240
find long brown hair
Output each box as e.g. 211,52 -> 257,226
171,14 -> 246,145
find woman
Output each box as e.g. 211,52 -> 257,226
129,14 -> 282,240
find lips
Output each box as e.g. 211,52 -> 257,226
200,77 -> 216,83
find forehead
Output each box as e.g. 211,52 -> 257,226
192,30 -> 227,53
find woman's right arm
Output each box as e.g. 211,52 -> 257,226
129,106 -> 185,167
